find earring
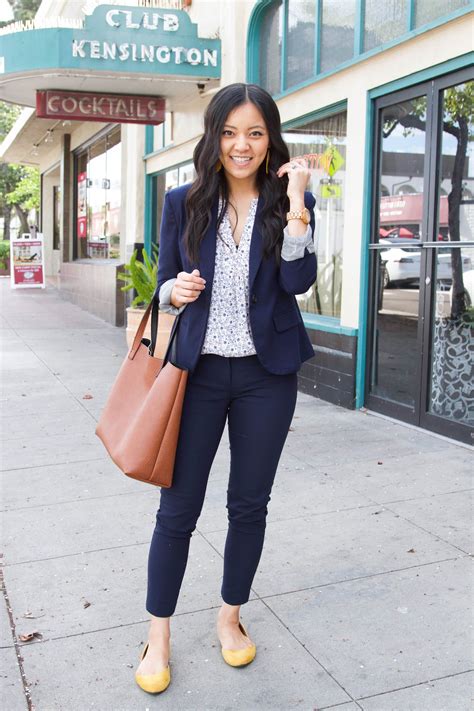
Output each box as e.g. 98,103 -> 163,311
215,159 -> 222,172
265,149 -> 270,174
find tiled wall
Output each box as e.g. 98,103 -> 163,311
59,262 -> 126,326
298,330 -> 357,409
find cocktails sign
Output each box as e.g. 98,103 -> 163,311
37,90 -> 166,125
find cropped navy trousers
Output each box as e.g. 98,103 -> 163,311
146,352 -> 298,618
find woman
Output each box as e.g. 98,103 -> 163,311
135,82 -> 317,694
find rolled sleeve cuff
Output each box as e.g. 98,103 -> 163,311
158,277 -> 187,315
281,224 -> 315,261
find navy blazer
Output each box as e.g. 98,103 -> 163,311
155,182 -> 317,375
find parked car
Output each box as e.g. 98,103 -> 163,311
379,237 -> 471,288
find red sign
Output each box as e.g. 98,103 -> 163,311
380,193 -> 449,227
11,234 -> 45,288
36,90 -> 165,125
77,171 -> 87,239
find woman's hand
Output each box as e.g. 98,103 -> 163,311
171,269 -> 206,308
276,157 -> 311,203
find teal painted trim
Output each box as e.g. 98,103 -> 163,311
281,0 -> 288,92
369,51 -> 474,98
315,0 -> 321,75
246,0 -> 274,83
143,172 -> 153,256
145,124 -> 154,155
253,5 -> 472,102
407,0 -> 415,32
302,313 -> 358,336
281,99 -> 347,130
355,90 -> 374,410
354,0 -> 364,56
144,125 -> 156,252
143,142 -> 175,163
147,156 -> 192,177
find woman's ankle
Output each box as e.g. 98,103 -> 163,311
217,602 -> 241,624
149,614 -> 171,640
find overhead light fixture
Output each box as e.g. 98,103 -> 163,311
44,130 -> 54,144
31,145 -> 39,156
62,120 -> 71,127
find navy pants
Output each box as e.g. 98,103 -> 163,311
146,353 -> 298,618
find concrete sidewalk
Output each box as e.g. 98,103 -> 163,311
1,279 -> 472,711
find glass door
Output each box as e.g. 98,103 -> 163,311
366,67 -> 473,445
366,84 -> 430,425
420,72 -> 473,442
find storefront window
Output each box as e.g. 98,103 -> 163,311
320,0 -> 355,74
153,111 -> 173,151
53,186 -> 60,251
286,0 -> 315,89
259,0 -> 283,96
75,127 -> 121,260
363,0 -> 408,53
153,162 -> 196,246
284,111 -> 347,319
257,0 -> 470,93
414,0 -> 470,27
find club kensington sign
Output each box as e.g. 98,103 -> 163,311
0,4 -> 221,80
71,8 -> 219,67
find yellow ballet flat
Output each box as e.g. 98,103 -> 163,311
134,641 -> 171,694
221,620 -> 256,667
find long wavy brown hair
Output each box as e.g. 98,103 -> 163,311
182,83 -> 291,268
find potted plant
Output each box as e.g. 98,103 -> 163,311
0,240 -> 11,277
117,244 -> 175,353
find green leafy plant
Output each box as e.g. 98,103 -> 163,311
0,240 -> 11,259
117,244 -> 159,308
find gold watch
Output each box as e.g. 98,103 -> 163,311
286,207 -> 311,225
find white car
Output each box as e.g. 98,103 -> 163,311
379,238 -> 471,288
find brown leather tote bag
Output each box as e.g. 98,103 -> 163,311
95,295 -> 188,487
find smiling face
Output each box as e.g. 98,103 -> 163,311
218,101 -> 270,186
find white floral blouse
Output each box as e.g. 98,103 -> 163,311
159,194 -> 315,357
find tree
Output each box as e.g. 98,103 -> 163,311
0,102 -> 40,238
5,165 -> 40,233
0,0 -> 41,28
0,2 -> 41,237
0,102 -> 21,240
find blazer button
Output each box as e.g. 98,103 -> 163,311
251,293 -> 257,303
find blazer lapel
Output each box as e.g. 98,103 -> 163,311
198,191 -> 264,299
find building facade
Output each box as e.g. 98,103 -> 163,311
1,0 -> 472,443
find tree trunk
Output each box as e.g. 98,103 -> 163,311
3,207 -> 12,241
448,114 -> 468,318
14,205 -> 29,235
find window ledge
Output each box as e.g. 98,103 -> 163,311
301,313 -> 358,336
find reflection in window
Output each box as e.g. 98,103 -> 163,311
428,80 -> 474,426
75,127 -> 121,260
53,186 -> 60,251
364,0 -> 408,52
369,94 -> 428,408
415,0 -> 470,28
377,96 -> 427,242
259,0 -> 283,95
284,111 -> 347,318
153,163 -> 196,247
320,0 -> 355,73
257,0 -> 470,94
286,0 -> 315,89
